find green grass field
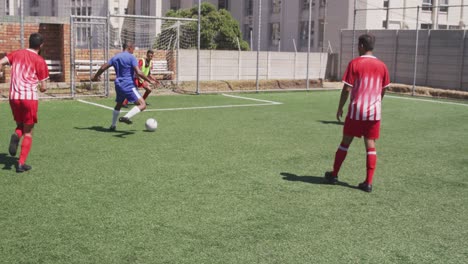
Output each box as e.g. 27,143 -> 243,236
0,91 -> 467,264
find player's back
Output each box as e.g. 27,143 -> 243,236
110,51 -> 136,80
8,49 -> 48,100
345,55 -> 390,121
351,56 -> 388,82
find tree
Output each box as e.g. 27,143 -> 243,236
156,2 -> 249,51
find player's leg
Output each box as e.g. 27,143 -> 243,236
119,87 -> 145,124
110,91 -> 126,131
9,122 -> 23,156
141,81 -> 152,101
17,123 -> 34,172
15,100 -> 38,172
8,100 -> 24,156
358,121 -> 381,192
325,134 -> 354,184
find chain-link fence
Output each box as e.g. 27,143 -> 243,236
0,0 -> 335,99
346,2 -> 468,92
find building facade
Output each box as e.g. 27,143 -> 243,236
1,0 -> 467,52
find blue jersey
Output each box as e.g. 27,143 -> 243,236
108,51 -> 138,91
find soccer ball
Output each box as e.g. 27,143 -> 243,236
145,118 -> 158,131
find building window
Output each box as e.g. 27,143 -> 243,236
438,24 -> 447,29
422,0 -> 433,11
382,20 -> 387,28
449,25 -> 460,29
31,0 -> 39,8
303,0 -> 315,10
383,0 -> 389,8
114,7 -> 119,14
272,0 -> 281,14
170,0 -> 181,10
270,22 -> 280,46
300,21 -> 314,47
6,0 -> 10,15
421,23 -> 432,29
219,0 -> 228,10
319,0 -> 326,7
243,24 -> 252,43
245,0 -> 254,16
439,0 -> 448,13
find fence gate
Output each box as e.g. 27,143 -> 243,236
71,16 -> 109,97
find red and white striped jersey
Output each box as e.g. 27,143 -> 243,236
342,55 -> 390,121
6,49 -> 49,100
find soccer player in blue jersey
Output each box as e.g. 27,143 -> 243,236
92,42 -> 156,131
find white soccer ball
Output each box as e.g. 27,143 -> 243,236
145,118 -> 158,131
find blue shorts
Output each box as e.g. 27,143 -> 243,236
115,86 -> 142,104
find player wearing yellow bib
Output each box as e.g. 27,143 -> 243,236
122,49 -> 158,107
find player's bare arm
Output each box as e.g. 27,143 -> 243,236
39,80 -> 47,92
336,84 -> 351,122
91,63 -> 111,81
134,66 -> 155,84
0,57 -> 9,66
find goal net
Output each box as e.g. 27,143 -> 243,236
108,15 -> 198,88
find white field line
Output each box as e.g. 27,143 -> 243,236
221,93 -> 283,104
386,95 -> 468,107
77,94 -> 282,112
77,99 -> 120,111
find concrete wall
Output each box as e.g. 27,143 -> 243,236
340,29 -> 468,91
178,50 -> 328,81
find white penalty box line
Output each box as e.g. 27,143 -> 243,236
77,94 -> 283,112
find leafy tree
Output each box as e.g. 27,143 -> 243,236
155,2 -> 249,51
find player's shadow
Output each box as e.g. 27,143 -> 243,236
318,120 -> 344,126
280,172 -> 356,189
74,126 -> 136,138
0,153 -> 17,171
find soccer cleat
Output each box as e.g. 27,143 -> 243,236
109,125 -> 116,131
324,171 -> 338,184
16,164 -> 32,173
358,182 -> 373,193
121,104 -> 128,108
8,133 -> 20,156
118,116 -> 133,124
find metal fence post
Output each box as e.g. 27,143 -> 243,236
256,0 -> 262,93
306,0 -> 312,91
196,0 -> 201,94
412,6 -> 420,96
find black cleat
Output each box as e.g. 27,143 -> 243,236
118,116 -> 132,125
9,133 -> 20,156
109,125 -> 116,131
358,182 -> 373,193
324,171 -> 338,184
122,104 -> 129,108
16,164 -> 32,173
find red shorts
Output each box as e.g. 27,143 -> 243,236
9,99 -> 38,125
343,116 -> 381,139
134,79 -> 148,88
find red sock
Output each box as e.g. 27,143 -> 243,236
15,127 -> 23,138
366,148 -> 377,185
19,135 -> 32,165
143,90 -> 151,100
332,143 -> 349,177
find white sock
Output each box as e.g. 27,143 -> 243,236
112,110 -> 120,126
124,106 -> 141,119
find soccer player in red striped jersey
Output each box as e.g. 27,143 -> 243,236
324,34 -> 390,192
0,33 -> 49,173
